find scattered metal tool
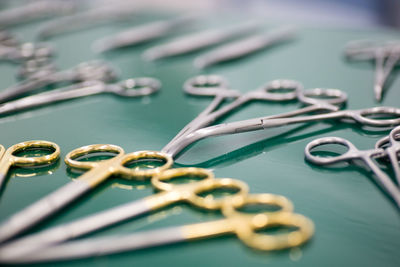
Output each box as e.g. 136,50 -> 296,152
194,26 -> 296,69
142,21 -> 260,61
0,60 -> 118,103
0,0 -> 77,28
92,15 -> 198,53
345,40 -> 400,102
37,3 -> 140,39
305,125 -> 400,207
0,77 -> 161,117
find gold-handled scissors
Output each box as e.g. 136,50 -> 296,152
0,141 -> 60,193
0,145 -> 172,244
0,167 -> 248,258
0,194 -> 314,263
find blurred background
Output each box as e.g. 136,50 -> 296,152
1,0 -> 399,29
128,0 -> 400,29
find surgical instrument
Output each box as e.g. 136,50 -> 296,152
0,42 -> 53,63
161,75 -> 400,157
0,73 -> 381,244
92,15 -> 198,53
0,168 -> 247,257
0,77 -> 161,116
0,74 -> 337,243
0,0 -> 77,28
305,131 -> 400,207
194,26 -> 296,69
345,40 -> 400,102
37,3 -> 139,39
0,194 -> 314,263
167,106 -> 400,157
0,147 -> 172,244
0,60 -> 118,103
375,126 -> 400,185
165,75 -> 347,152
0,141 -> 60,192
142,21 -> 260,61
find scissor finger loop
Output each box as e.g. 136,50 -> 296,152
65,144 -> 125,170
189,177 -> 249,210
71,61 -> 118,83
352,106 -> 400,127
301,88 -> 347,107
108,77 -> 161,97
236,212 -> 314,250
222,194 -> 314,250
117,150 -> 173,179
151,167 -> 214,192
257,79 -> 302,101
304,137 -> 360,165
7,140 -> 60,167
183,75 -> 236,97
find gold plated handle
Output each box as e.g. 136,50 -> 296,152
8,140 -> 60,167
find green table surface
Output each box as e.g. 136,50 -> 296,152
0,11 -> 399,267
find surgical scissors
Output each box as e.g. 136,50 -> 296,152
0,146 -> 173,243
0,167 -> 248,257
0,141 -> 60,192
0,60 -> 118,103
345,40 -> 400,102
0,77 -> 161,116
0,194 -> 314,263
304,130 -> 400,207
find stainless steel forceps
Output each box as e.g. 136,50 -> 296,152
0,77 -> 161,116
0,60 -> 118,103
305,126 -> 400,208
345,40 -> 400,102
374,125 -> 400,185
163,75 -> 400,157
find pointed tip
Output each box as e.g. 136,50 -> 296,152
374,84 -> 383,102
